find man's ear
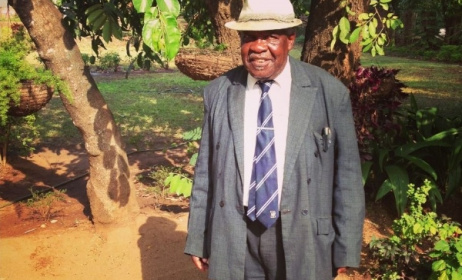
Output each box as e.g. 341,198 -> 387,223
287,33 -> 296,51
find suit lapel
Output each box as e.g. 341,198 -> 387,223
228,75 -> 247,187
283,59 -> 318,187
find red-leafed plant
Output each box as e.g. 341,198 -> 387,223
349,66 -> 408,161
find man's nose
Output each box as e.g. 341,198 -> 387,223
249,39 -> 268,52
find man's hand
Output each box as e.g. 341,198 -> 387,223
191,255 -> 209,272
337,267 -> 348,274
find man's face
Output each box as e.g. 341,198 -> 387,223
240,29 -> 296,80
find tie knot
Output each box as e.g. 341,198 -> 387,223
257,80 -> 274,94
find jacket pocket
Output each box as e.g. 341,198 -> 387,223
316,217 -> 332,235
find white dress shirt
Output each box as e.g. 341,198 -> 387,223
243,59 -> 291,207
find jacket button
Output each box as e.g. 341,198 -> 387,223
219,200 -> 225,207
301,209 -> 309,216
216,143 -> 220,150
307,178 -> 311,184
314,151 -> 319,157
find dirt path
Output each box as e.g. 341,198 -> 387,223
0,144 -> 388,280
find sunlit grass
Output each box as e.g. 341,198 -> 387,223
361,54 -> 462,118
36,71 -> 207,149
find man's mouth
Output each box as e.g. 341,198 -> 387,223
250,58 -> 271,69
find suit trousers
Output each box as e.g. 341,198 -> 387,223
245,217 -> 286,280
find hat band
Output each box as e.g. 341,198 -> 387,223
238,14 -> 298,23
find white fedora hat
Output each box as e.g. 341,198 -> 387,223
225,0 -> 302,31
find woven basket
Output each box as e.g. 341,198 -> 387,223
7,80 -> 53,117
175,48 -> 241,81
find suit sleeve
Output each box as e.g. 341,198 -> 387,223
331,88 -> 365,269
184,89 -> 213,258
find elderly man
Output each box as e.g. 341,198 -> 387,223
184,0 -> 365,279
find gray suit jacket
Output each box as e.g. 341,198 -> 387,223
184,57 -> 365,280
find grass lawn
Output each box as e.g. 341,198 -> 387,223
36,72 -> 207,150
362,54 -> 462,118
291,44 -> 461,118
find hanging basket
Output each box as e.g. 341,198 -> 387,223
175,48 -> 241,81
7,80 -> 54,117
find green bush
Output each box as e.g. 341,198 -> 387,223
26,188 -> 67,221
362,94 -> 462,215
369,180 -> 462,279
423,50 -> 438,60
99,52 -> 121,72
436,45 -> 462,63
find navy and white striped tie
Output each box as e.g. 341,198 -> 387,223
247,80 -> 279,229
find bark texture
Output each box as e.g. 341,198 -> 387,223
8,0 -> 139,224
205,0 -> 242,61
302,0 -> 367,86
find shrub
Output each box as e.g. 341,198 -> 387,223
349,66 -> 408,161
99,52 -> 121,72
25,188 -> 67,221
352,66 -> 462,214
362,95 -> 462,215
436,45 -> 462,63
143,165 -> 184,199
368,180 -> 462,280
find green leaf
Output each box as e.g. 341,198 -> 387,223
413,223 -> 423,234
426,128 -> 461,141
370,0 -> 378,5
452,270 -> 462,280
157,0 -> 181,17
362,42 -> 373,52
380,3 -> 389,10
133,0 -> 153,13
90,13 -> 108,31
454,239 -> 462,253
361,161 -> 373,186
434,240 -> 451,252
330,37 -> 337,51
432,260 -> 447,272
339,17 -> 351,33
143,18 -> 162,52
358,13 -> 370,21
102,18 -> 112,43
400,155 -> 437,180
183,127 -> 202,141
189,153 -> 198,166
391,18 -> 404,30
349,27 -> 362,43
86,5 -> 104,25
385,165 -> 409,215
375,44 -> 384,55
163,15 -> 181,59
376,179 -> 393,200
368,21 -> 376,38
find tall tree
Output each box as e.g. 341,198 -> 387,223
302,0 -> 367,85
8,0 -> 139,225
204,0 -> 242,60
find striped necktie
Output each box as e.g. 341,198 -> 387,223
247,80 -> 279,229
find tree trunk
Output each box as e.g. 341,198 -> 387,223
301,0 -> 367,86
397,9 -> 416,46
205,0 -> 242,63
441,0 -> 462,45
8,0 -> 139,225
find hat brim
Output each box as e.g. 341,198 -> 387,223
225,19 -> 302,31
